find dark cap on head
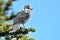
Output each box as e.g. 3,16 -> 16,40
24,5 -> 30,9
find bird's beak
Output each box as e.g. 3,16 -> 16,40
30,7 -> 33,10
30,8 -> 33,10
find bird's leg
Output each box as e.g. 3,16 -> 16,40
22,24 -> 25,31
23,24 -> 25,28
18,24 -> 21,28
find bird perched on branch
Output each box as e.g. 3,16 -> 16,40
9,5 -> 33,33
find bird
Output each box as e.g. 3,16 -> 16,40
9,5 -> 33,33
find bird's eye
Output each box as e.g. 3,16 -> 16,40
27,7 -> 30,9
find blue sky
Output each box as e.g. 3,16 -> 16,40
8,0 -> 60,40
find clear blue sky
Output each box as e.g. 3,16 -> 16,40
8,0 -> 60,40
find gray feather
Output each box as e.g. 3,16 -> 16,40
13,10 -> 30,24
9,24 -> 18,33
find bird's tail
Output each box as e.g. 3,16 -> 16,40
9,24 -> 18,33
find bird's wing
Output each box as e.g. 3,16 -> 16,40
16,10 -> 24,16
13,10 -> 25,24
13,10 -> 30,24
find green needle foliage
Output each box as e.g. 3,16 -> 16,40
0,0 -> 35,40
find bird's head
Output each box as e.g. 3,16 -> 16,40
24,5 -> 33,13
